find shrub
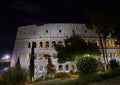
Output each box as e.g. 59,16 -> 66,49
69,70 -> 77,75
77,57 -> 98,75
34,75 -> 55,83
0,56 -> 28,85
51,73 -> 103,85
55,72 -> 69,78
49,68 -> 120,85
0,66 -> 28,85
34,77 -> 43,82
109,59 -> 119,69
46,57 -> 56,78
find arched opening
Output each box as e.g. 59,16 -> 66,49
39,42 -> 43,48
32,42 -> 37,48
58,41 -> 62,45
45,41 -> 49,48
65,65 -> 69,71
59,65 -> 63,71
51,41 -> 56,47
27,42 -> 31,48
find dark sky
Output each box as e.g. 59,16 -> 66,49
0,0 -> 119,52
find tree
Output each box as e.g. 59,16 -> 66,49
29,42 -> 36,82
111,18 -> 120,44
15,56 -> 21,70
54,34 -> 101,63
86,8 -> 117,70
77,57 -> 98,75
0,57 -> 28,85
46,57 -> 56,77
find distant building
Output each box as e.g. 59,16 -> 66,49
10,23 -> 120,78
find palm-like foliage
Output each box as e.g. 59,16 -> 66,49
0,67 -> 28,85
0,58 -> 28,85
86,8 -> 118,70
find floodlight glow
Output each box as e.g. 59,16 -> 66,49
1,55 -> 10,60
87,54 -> 90,57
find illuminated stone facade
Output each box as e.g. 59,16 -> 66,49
10,23 -> 120,78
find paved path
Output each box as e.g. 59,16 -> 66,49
29,75 -> 78,85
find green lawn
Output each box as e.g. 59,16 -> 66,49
88,77 -> 120,85
31,68 -> 120,85
32,76 -> 120,85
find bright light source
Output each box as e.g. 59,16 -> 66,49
1,55 -> 10,60
87,54 -> 90,57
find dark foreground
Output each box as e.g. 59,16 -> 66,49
29,76 -> 120,85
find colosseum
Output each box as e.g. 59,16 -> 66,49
10,23 -> 120,78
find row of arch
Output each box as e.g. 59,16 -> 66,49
27,39 -> 116,49
26,52 -> 57,60
27,41 -> 63,48
85,40 -> 116,48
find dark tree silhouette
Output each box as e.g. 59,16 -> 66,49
54,34 -> 101,63
29,42 -> 36,81
86,8 -> 118,70
15,56 -> 21,70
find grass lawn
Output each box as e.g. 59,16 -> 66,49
88,77 -> 120,85
31,68 -> 120,85
32,75 -> 78,85
32,76 -> 120,85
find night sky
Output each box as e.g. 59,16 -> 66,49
0,0 -> 120,53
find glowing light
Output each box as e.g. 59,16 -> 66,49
87,54 -> 90,57
1,55 -> 10,60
